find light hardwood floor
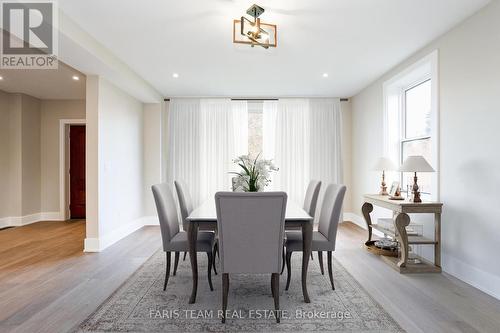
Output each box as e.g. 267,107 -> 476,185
1,221 -> 499,333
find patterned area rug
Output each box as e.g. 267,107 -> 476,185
77,250 -> 404,332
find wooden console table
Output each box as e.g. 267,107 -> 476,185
362,194 -> 443,273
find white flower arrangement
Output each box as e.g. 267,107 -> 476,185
231,154 -> 279,192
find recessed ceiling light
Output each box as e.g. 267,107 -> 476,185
322,73 -> 329,78
72,75 -> 80,81
172,73 -> 179,78
0,76 -> 3,80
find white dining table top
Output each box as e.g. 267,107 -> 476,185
187,199 -> 313,222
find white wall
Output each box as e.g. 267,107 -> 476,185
7,94 -> 23,219
350,1 -> 500,299
21,95 -> 41,216
0,92 -> 41,225
143,103 -> 163,219
85,76 -> 148,251
0,91 -> 11,219
40,100 -> 86,214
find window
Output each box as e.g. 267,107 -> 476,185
384,51 -> 438,199
404,80 -> 431,138
401,79 -> 432,194
247,101 -> 263,159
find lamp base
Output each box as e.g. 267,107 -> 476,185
411,172 -> 422,203
380,171 -> 388,195
379,184 -> 388,195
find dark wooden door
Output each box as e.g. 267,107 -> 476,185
70,125 -> 86,219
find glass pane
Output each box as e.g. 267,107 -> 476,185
401,138 -> 432,194
248,102 -> 263,159
405,80 -> 431,138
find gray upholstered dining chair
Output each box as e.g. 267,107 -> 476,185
152,183 -> 216,292
175,180 -> 218,274
284,183 -> 346,291
215,192 -> 287,323
303,180 -> 322,220
281,180 -> 321,273
174,180 -> 194,233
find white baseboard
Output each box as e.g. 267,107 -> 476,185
84,237 -> 100,252
0,217 -> 12,228
40,211 -> 65,221
0,211 -> 64,228
442,254 -> 500,300
343,212 -> 366,229
142,215 -> 159,225
84,216 -> 151,253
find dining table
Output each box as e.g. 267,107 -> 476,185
186,198 -> 314,304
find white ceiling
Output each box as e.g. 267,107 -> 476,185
0,62 -> 85,100
59,0 -> 489,98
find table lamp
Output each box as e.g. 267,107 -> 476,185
399,155 -> 435,203
373,157 -> 397,195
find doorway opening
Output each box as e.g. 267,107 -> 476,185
60,120 -> 86,220
69,125 -> 86,219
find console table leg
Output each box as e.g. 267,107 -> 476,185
362,202 -> 374,243
435,213 -> 441,267
394,213 -> 411,268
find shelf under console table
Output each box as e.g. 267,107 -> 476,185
362,194 -> 443,274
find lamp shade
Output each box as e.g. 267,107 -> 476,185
399,156 -> 435,172
373,157 -> 397,171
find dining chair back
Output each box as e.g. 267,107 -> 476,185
317,184 -> 347,246
174,180 -> 193,231
215,192 -> 287,274
303,180 -> 321,218
152,183 -> 180,250
215,191 -> 287,323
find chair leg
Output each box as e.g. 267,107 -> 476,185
163,252 -> 171,291
318,251 -> 324,275
207,252 -> 214,291
311,252 -> 314,260
222,273 -> 229,323
271,273 -> 280,323
280,246 -> 285,275
183,251 -> 187,261
215,242 -> 219,259
285,251 -> 292,291
213,258 -> 218,275
173,251 -> 180,276
212,245 -> 218,275
327,251 -> 335,290
271,274 -> 275,298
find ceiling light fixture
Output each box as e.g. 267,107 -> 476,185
233,4 -> 277,49
72,75 -> 80,81
0,76 -> 3,80
172,73 -> 179,78
323,73 -> 329,78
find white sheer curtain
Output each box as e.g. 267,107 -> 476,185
309,99 -> 343,220
264,98 -> 343,215
165,98 -> 247,207
166,99 -> 201,206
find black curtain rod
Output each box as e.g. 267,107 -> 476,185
231,98 -> 278,101
164,98 -> 349,102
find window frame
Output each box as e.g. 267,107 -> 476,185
383,50 -> 439,201
400,78 -> 432,194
